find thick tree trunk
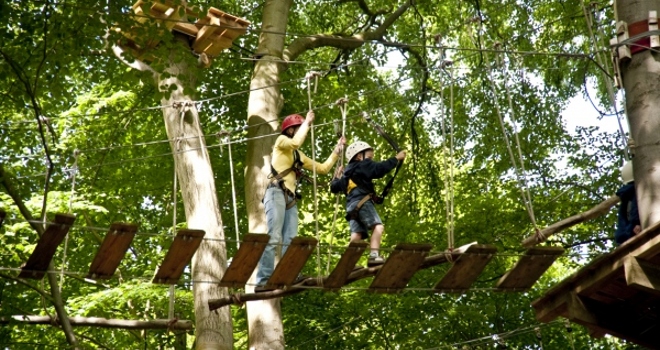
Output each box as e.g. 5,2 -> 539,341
616,0 -> 660,228
157,39 -> 232,349
245,0 -> 292,348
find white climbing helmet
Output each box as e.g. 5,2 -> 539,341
345,141 -> 372,163
621,160 -> 634,184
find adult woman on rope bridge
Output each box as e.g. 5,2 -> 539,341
255,110 -> 345,292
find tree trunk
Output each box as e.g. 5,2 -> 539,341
615,0 -> 660,228
157,36 -> 232,349
244,0 -> 292,348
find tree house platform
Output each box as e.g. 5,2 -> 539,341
532,220 -> 660,349
120,1 -> 249,65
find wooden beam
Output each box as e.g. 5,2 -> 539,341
624,256 -> 660,296
521,195 -> 619,247
434,244 -> 497,292
152,229 -> 205,284
324,242 -> 368,290
369,243 -> 433,293
265,237 -> 317,289
566,292 -> 660,349
496,246 -> 564,291
87,223 -> 138,279
532,220 -> 660,323
18,214 -> 76,279
218,234 -> 269,288
0,315 -> 192,330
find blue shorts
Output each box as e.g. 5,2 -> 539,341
347,200 -> 383,239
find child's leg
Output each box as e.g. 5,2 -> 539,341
350,232 -> 365,243
370,224 -> 384,255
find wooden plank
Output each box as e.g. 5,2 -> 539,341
0,210 -> 5,228
87,223 -> 138,279
265,237 -> 317,289
19,213 -> 76,279
496,246 -> 564,291
624,256 -> 660,297
192,15 -> 220,53
369,243 -> 433,293
208,7 -> 251,27
204,37 -> 235,56
323,242 -> 368,290
172,22 -> 199,36
153,229 -> 205,284
434,244 -> 497,292
218,234 -> 269,288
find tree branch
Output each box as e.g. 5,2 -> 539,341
521,194 -> 620,248
283,1 -> 412,62
0,316 -> 193,330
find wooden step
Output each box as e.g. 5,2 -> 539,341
324,242 -> 369,290
87,223 -> 138,279
218,234 -> 269,288
496,246 -> 564,291
264,237 -> 317,290
369,243 -> 433,293
434,244 -> 497,292
19,214 -> 76,279
153,229 -> 205,284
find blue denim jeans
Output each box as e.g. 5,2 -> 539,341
256,186 -> 298,286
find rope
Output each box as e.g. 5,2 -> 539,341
306,71 -> 323,279
486,47 -> 540,233
60,150 -> 79,292
326,98 -> 348,274
168,103 -> 187,320
219,131 -> 241,249
564,318 -> 576,350
581,0 -> 629,156
437,41 -> 456,252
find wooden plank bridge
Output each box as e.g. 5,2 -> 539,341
1,211 -> 564,305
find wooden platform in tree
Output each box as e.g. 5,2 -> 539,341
324,241 -> 368,290
218,234 -> 269,288
0,210 -> 5,228
369,243 -> 433,293
153,229 -> 205,284
18,213 -> 76,279
434,244 -> 497,292
87,223 -> 138,279
496,246 -> 564,291
265,237 -> 318,290
532,221 -> 660,349
191,8 -> 249,56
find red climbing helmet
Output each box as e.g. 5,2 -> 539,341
281,114 -> 304,133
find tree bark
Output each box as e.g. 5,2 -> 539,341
156,36 -> 232,349
244,0 -> 292,348
615,0 -> 660,229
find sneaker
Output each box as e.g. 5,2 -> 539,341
254,285 -> 275,293
367,255 -> 385,267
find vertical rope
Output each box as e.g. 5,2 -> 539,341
326,98 -> 348,273
438,44 -> 456,252
221,131 -> 241,249
448,64 -> 456,251
486,49 -> 539,233
306,72 -> 322,278
581,0 -> 628,155
60,150 -> 79,292
169,104 -> 186,320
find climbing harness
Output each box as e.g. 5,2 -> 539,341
268,149 -> 304,210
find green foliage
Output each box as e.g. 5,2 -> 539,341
0,0 -> 638,348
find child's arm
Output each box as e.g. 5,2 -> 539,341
364,157 -> 399,179
278,111 -> 314,150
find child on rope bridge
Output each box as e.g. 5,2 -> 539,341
330,141 -> 406,266
255,110 -> 345,292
